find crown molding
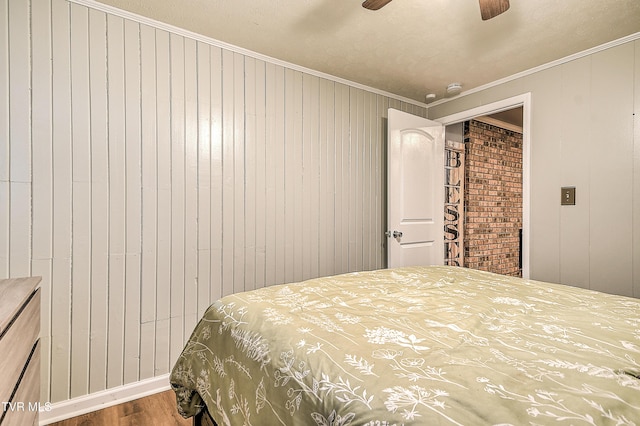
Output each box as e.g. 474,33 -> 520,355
428,32 -> 640,109
64,1 -> 640,112
66,0 -> 429,109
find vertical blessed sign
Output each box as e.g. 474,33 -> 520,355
444,141 -> 465,266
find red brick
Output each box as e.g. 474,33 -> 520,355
464,120 -> 522,277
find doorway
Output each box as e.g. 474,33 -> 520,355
437,94 -> 531,278
461,116 -> 523,277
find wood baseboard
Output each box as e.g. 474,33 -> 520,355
39,374 -> 171,425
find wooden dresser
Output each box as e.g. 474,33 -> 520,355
0,277 -> 41,426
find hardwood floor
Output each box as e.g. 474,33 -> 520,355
46,390 -> 192,426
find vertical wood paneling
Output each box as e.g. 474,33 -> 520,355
559,57 -> 591,289
350,86 -> 360,273
291,70 -> 304,282
0,0 -> 8,278
303,74 -> 320,281
254,59 -> 267,289
51,0 -> 73,402
123,18 -> 142,385
367,93 -> 376,268
589,45 -> 635,297
0,0 -> 8,186
155,28 -> 172,377
325,79 -> 337,276
8,0 -> 30,186
0,179 -> 7,278
336,83 -> 350,274
197,41 -> 212,314
318,79 -> 331,277
139,23 -> 157,381
69,3 -> 91,398
106,14 -> 127,390
183,37 -> 198,334
264,63 -> 279,287
10,0 -> 431,404
208,45 -> 223,303
233,53 -> 246,291
524,67 -> 563,284
0,178 -> 6,266
9,183 -> 31,277
169,33 -> 186,365
30,0 -> 53,401
88,7 -> 109,395
284,69 -> 298,283
349,88 -> 360,272
221,49 -> 235,297
245,57 -> 258,292
32,259 -> 52,400
8,0 -> 30,277
271,64 -> 287,286
302,74 -> 313,280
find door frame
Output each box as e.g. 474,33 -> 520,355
435,93 -> 531,278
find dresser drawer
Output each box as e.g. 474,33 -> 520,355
2,340 -> 40,426
0,288 -> 40,405
0,277 -> 41,425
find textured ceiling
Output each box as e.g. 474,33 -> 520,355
94,0 -> 640,103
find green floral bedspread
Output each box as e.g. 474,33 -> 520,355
170,266 -> 640,425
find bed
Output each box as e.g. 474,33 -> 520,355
170,266 -> 640,425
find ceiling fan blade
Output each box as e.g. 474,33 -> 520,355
362,0 -> 393,11
479,0 -> 510,20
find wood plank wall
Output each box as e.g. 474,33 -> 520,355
0,0 -> 427,403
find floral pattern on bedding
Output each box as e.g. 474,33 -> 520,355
170,266 -> 640,425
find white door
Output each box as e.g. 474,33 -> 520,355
387,108 -> 444,268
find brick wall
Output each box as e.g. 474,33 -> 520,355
464,120 -> 522,277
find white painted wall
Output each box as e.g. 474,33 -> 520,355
0,0 -> 428,404
428,38 -> 640,299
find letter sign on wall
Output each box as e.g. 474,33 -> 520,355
444,141 -> 465,266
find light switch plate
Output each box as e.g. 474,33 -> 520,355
561,187 -> 575,205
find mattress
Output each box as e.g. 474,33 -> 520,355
170,266 -> 640,425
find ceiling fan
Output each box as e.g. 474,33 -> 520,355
362,0 -> 510,21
